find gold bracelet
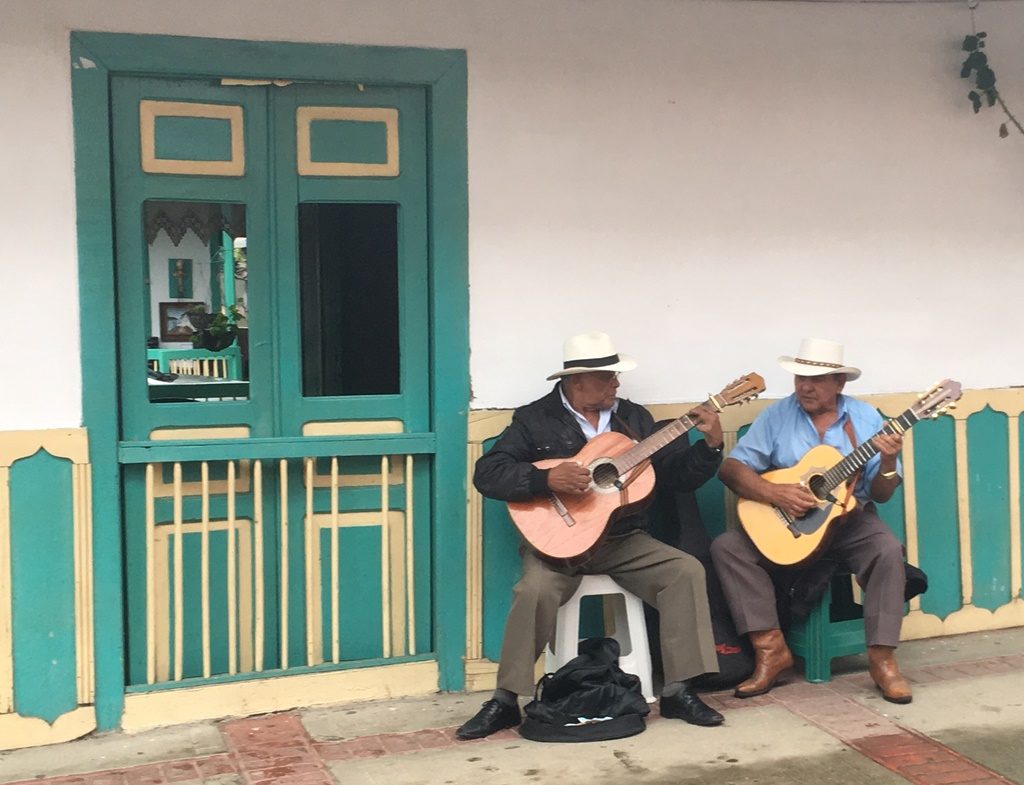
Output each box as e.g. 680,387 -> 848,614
880,469 -> 899,479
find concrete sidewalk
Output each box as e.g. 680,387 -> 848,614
1,628 -> 1022,785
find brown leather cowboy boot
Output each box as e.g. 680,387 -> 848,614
735,629 -> 794,698
868,645 -> 913,704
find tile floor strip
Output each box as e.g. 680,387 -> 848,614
853,732 -> 1017,785
219,715 -> 333,785
3,756 -> 239,785
772,684 -> 1015,785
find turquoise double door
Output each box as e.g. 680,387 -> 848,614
111,75 -> 434,684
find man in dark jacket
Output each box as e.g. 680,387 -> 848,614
456,332 -> 726,740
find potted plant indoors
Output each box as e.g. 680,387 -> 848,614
188,305 -> 242,352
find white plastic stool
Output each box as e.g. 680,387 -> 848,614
544,574 -> 655,702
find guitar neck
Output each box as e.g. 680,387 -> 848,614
820,409 -> 918,491
610,401 -> 712,475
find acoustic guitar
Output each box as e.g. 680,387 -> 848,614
737,379 -> 962,567
507,373 -> 765,564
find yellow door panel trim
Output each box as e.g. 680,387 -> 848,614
139,100 -> 245,176
0,707 -> 96,751
296,106 -> 399,177
122,660 -> 437,732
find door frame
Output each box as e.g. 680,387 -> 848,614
70,31 -> 468,731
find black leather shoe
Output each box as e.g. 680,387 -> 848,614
660,689 -> 724,727
455,699 -> 521,740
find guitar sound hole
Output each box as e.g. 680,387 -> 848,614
591,462 -> 619,489
808,474 -> 829,502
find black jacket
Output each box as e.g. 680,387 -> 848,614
473,385 -> 723,536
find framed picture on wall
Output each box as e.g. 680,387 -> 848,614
159,301 -> 203,342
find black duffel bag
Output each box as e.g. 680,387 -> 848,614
519,637 -> 650,743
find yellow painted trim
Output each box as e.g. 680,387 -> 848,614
925,600 -> 1024,637
467,410 -> 513,443
1009,416 -> 1022,599
0,707 -> 96,752
0,429 -> 89,467
81,463 -> 95,701
139,100 -> 245,176
0,429 -> 94,710
954,419 -> 974,605
150,426 -> 251,440
145,464 -> 157,684
201,463 -> 211,679
380,457 -> 392,659
464,658 -> 497,693
330,458 -> 340,663
0,467 -> 12,713
227,462 -> 238,675
296,106 -> 399,177
152,518 -> 253,682
901,429 -> 923,612
307,460 -> 403,489
465,443 -> 484,662
151,461 -> 251,498
388,492 -> 407,658
253,461 -> 265,672
306,510 -> 406,665
173,464 -> 184,682
899,609 -> 946,640
304,459 -> 315,667
405,455 -> 416,656
279,460 -> 289,670
121,660 -> 438,732
73,464 -> 94,704
302,420 -> 403,436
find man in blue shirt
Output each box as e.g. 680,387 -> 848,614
710,338 -> 912,704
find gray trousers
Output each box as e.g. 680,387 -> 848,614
710,504 -> 905,647
496,530 -> 719,696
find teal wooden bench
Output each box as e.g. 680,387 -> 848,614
785,571 -> 865,683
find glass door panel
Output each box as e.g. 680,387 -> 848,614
143,200 -> 250,403
272,84 -> 430,435
111,76 -> 273,441
298,203 -> 400,397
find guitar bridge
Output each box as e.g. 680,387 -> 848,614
774,506 -> 801,538
550,494 -> 576,527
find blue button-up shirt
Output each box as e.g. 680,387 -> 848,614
728,393 -> 900,503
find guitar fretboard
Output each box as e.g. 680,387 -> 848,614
609,404 -> 711,476
819,410 -> 919,492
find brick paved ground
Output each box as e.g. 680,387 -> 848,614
5,649 -> 1024,785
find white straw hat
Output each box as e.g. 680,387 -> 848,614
546,331 -> 638,380
778,338 -> 861,381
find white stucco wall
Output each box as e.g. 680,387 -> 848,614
1,0 -> 1022,428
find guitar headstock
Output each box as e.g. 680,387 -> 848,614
710,373 -> 766,410
912,379 -> 963,419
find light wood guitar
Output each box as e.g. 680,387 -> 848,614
507,374 -> 765,564
738,379 -> 962,567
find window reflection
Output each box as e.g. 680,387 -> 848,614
143,200 -> 250,402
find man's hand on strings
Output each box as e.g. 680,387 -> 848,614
547,461 -> 591,495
